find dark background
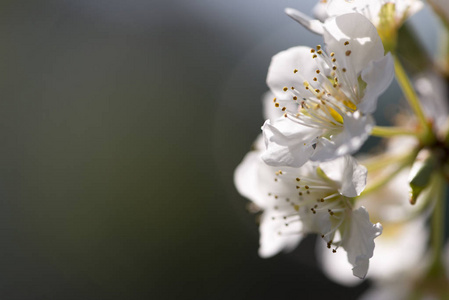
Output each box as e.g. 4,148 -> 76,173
0,1 -> 437,299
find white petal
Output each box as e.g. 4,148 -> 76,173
368,216 -> 428,280
234,145 -> 298,209
395,0 -> 424,22
312,1 -> 329,22
326,0 -> 381,24
258,211 -> 304,258
285,8 -> 325,35
343,207 -> 382,279
316,241 -> 363,286
359,53 -> 394,114
234,151 -> 266,207
261,118 -> 319,167
319,155 -> 367,197
262,91 -> 298,122
311,113 -> 374,163
266,46 -> 320,101
323,13 -> 384,77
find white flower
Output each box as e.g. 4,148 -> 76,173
262,13 -> 393,168
234,149 -> 382,278
317,169 -> 428,286
286,0 -> 423,35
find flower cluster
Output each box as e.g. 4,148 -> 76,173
235,0 -> 449,298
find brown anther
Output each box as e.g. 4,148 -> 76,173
311,49 -> 315,53
332,66 -> 337,70
299,192 -> 303,196
282,107 -> 286,111
312,54 -> 317,58
284,113 -> 288,118
296,186 -> 300,189
317,50 -> 322,55
315,89 -> 320,93
344,41 -> 349,45
332,249 -> 337,253
332,58 -> 336,62
305,185 -> 309,189
294,69 -> 298,73
296,178 -> 300,181
345,50 -> 351,56
316,70 -> 320,74
330,52 -> 335,57
313,77 -> 317,81
342,68 -> 347,72
273,97 -> 277,102
283,87 -> 288,91
293,96 -> 298,100
316,45 -> 321,50
291,86 -> 295,90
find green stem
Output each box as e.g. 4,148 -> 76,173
360,151 -> 416,197
429,173 -> 445,273
371,125 -> 418,138
393,54 -> 429,134
363,151 -> 414,172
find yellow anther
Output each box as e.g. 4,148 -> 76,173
344,41 -> 349,45
275,103 -> 279,107
283,87 -> 288,91
330,52 -> 335,57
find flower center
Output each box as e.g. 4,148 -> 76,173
268,168 -> 350,253
273,42 -> 364,135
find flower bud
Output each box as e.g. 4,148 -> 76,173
408,149 -> 436,205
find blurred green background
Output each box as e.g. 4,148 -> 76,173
0,0 -> 438,299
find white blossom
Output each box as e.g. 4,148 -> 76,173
234,146 -> 382,278
286,0 -> 423,35
262,13 -> 393,168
